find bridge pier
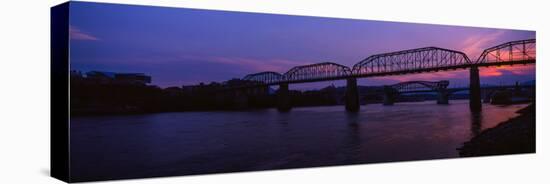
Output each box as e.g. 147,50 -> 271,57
232,89 -> 249,109
250,85 -> 269,96
277,83 -> 291,112
345,78 -> 360,112
436,89 -> 449,104
469,66 -> 482,112
383,86 -> 397,105
383,94 -> 394,105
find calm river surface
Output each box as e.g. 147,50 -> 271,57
70,100 -> 527,181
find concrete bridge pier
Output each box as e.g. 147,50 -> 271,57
383,86 -> 396,105
469,66 -> 482,112
345,78 -> 360,112
383,94 -> 394,105
249,85 -> 269,96
232,89 -> 249,109
436,89 -> 449,104
277,83 -> 291,112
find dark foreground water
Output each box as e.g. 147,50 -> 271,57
70,100 -> 527,181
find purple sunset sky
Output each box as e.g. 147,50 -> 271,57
68,2 -> 535,90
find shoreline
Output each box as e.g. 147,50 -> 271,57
458,103 -> 535,157
70,99 -> 475,117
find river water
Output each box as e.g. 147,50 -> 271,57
70,100 -> 527,181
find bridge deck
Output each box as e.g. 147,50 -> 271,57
262,60 -> 535,86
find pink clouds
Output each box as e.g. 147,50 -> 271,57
375,70 -> 468,83
479,65 -> 535,77
69,25 -> 99,41
460,30 -> 505,60
458,30 -> 535,78
479,68 -> 503,77
372,65 -> 535,82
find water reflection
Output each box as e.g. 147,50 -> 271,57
470,112 -> 483,137
345,111 -> 360,125
70,100 -> 527,181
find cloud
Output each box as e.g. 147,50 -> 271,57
69,25 -> 99,41
479,65 -> 535,77
175,54 -> 312,74
374,70 -> 467,83
460,30 -> 535,78
460,30 -> 505,60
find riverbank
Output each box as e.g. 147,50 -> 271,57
458,103 -> 535,157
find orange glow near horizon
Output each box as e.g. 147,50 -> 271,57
479,65 -> 535,77
373,64 -> 534,84
376,70 -> 467,82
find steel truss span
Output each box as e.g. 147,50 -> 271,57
242,39 -> 536,85
283,62 -> 351,82
352,47 -> 471,76
243,71 -> 283,84
476,39 -> 536,65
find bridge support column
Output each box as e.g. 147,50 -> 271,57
383,86 -> 396,105
232,89 -> 249,109
383,94 -> 394,105
277,83 -> 291,112
345,78 -> 360,112
469,66 -> 482,112
437,89 -> 449,104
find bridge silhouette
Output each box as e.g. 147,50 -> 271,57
381,80 -> 450,105
376,80 -> 534,105
239,39 -> 535,112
